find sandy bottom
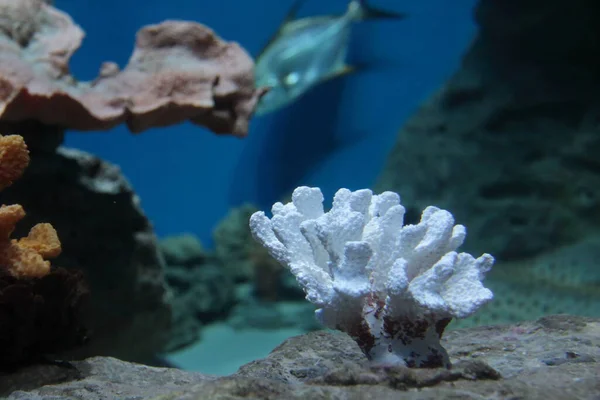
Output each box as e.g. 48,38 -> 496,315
165,323 -> 306,375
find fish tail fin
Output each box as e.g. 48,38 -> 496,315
352,0 -> 408,21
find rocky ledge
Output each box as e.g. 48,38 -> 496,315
1,314 -> 598,399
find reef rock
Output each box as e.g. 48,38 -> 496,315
160,234 -> 236,352
376,0 -> 600,261
0,0 -> 264,136
2,315 -> 599,399
0,140 -> 172,363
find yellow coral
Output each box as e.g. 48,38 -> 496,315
0,204 -> 26,240
0,225 -> 61,278
18,223 -> 62,259
0,135 -> 30,191
0,134 -> 62,279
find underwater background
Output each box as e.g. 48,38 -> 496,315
1,0 -> 597,379
62,0 -> 476,246
58,0 -> 481,373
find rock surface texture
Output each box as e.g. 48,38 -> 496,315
0,0 -> 264,136
376,0 -> 600,261
2,315 -> 599,399
1,140 -> 172,363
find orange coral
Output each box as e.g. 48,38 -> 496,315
18,223 -> 62,259
0,134 -> 62,279
0,135 -> 30,191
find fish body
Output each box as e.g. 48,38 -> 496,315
254,0 -> 406,115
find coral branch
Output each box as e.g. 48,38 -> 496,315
250,187 -> 494,368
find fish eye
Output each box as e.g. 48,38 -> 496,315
283,72 -> 300,87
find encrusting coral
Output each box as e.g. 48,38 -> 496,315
0,134 -> 61,278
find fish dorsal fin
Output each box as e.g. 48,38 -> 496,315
279,15 -> 338,35
256,0 -> 309,58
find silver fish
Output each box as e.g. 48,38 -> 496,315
254,0 -> 406,116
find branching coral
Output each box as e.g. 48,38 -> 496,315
0,134 -> 62,278
250,187 -> 494,368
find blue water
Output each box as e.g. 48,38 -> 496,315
61,0 -> 477,246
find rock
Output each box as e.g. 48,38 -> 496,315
0,0 -> 265,136
161,235 -> 236,352
1,357 -> 211,399
1,144 -> 172,363
0,268 -> 89,368
160,234 -> 206,266
3,315 -> 598,399
213,204 -> 304,301
376,0 -> 600,261
213,204 -> 261,283
374,0 -> 600,331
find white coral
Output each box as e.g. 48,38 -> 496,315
249,186 -> 494,368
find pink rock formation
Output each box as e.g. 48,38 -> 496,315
0,0 -> 265,137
